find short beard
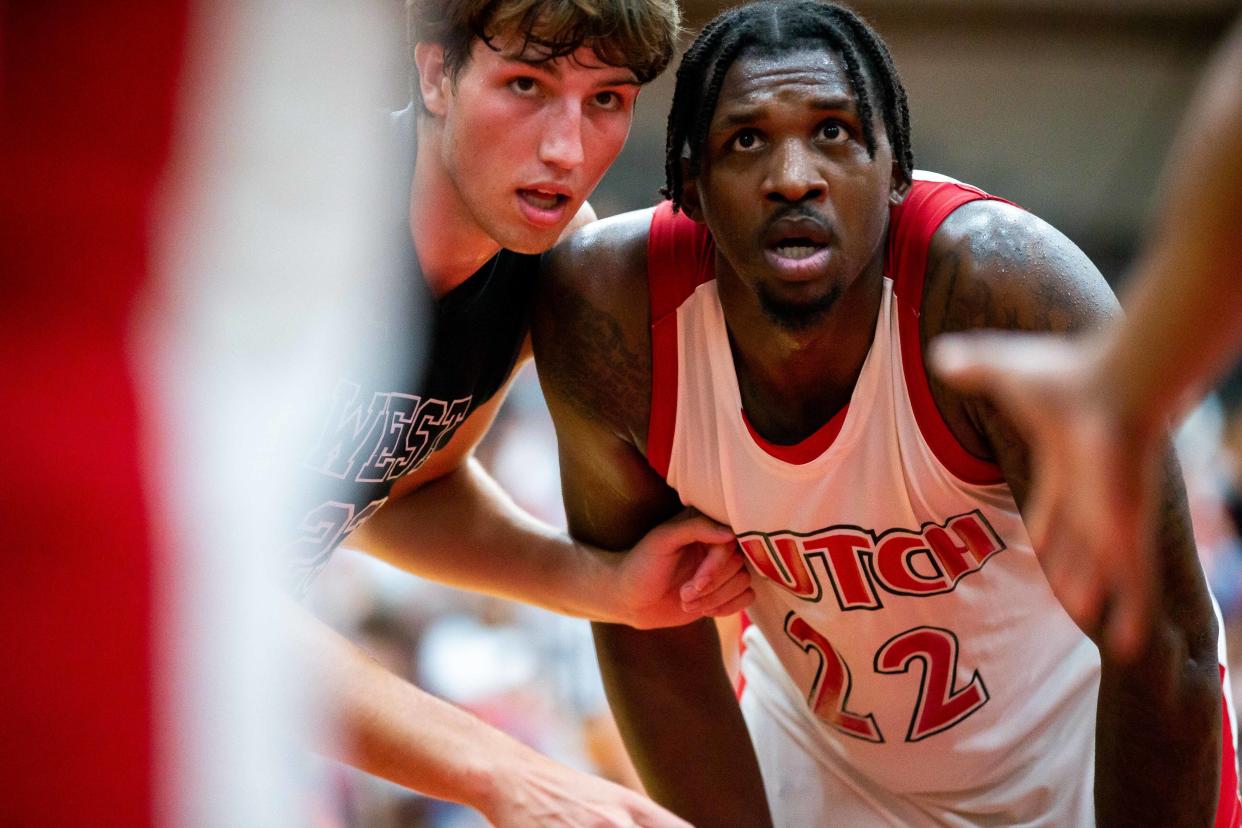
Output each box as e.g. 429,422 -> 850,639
757,282 -> 841,331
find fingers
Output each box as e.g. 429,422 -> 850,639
1100,517 -> 1156,663
679,542 -> 744,600
648,513 -> 735,555
699,587 -> 755,618
1104,590 -> 1148,664
928,333 -> 1027,393
683,566 -> 752,617
633,799 -> 694,828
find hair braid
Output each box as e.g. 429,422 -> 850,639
662,0 -> 914,212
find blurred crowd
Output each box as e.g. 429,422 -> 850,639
307,363 -> 1242,827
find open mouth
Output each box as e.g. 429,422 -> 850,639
771,237 -> 828,261
763,232 -> 832,279
518,189 -> 570,210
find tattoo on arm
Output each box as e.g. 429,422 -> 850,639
536,269 -> 651,443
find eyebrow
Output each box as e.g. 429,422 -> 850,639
711,95 -> 858,130
500,53 -> 640,86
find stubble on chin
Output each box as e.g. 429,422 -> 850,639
756,281 -> 842,332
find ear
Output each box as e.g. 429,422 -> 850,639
889,162 -> 912,206
413,42 -> 451,117
678,159 -> 707,223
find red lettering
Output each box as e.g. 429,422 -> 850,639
786,615 -> 882,742
804,532 -> 880,610
925,512 -> 1002,583
875,627 -> 989,742
739,535 -> 819,599
874,533 -> 949,595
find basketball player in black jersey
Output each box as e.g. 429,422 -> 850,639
288,2 -> 754,825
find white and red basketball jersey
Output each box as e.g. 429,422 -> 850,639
645,173 -> 1240,827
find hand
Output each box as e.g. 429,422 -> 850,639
931,331 -> 1160,662
615,511 -> 753,630
486,751 -> 693,828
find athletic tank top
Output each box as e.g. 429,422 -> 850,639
283,107 -> 539,596
646,174 -> 1102,821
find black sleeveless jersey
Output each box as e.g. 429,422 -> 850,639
284,108 -> 540,595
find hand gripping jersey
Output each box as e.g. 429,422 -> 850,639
645,174 -> 1240,827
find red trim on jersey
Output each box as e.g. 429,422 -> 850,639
1215,663 -> 1241,828
741,403 -> 850,465
736,611 -> 752,701
887,181 -> 1010,486
649,316 -> 679,478
647,202 -> 716,478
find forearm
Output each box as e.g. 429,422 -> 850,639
594,619 -> 772,827
1093,454 -> 1222,826
1095,625 -> 1221,827
1102,16 -> 1242,428
288,598 -> 555,813
350,457 -> 625,622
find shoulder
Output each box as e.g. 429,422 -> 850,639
534,207 -> 656,444
560,200 -> 599,240
923,198 -> 1119,339
547,206 -> 653,278
916,197 -> 1121,466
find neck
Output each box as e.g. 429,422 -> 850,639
410,113 -> 502,297
718,252 -> 886,444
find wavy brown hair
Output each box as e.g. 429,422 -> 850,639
409,0 -> 680,86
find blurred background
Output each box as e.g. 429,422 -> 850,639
307,1 -> 1242,825
5,1 -> 1239,826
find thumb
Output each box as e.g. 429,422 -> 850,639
651,513 -> 736,550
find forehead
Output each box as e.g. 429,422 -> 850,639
469,31 -> 638,80
712,46 -> 857,119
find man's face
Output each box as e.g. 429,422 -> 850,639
435,36 -> 640,254
689,46 -> 900,329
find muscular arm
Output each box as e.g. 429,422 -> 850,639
925,202 -> 1222,827
534,212 -> 772,827
346,355 -> 745,628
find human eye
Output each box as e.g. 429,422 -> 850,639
816,120 -> 851,144
727,128 -> 766,152
508,76 -> 540,97
590,90 -> 624,112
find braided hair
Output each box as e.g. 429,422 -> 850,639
662,0 -> 913,211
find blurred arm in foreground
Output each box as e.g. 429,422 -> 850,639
932,15 -> 1242,660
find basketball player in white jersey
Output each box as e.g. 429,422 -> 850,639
533,1 -> 1238,824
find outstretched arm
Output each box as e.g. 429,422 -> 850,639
533,213 -> 773,827
286,597 -> 692,828
926,202 -> 1222,826
931,14 -> 1242,659
345,361 -> 750,629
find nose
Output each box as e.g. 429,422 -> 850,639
765,138 -> 826,204
539,99 -> 585,171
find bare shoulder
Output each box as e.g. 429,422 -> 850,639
534,207 -> 655,446
919,198 -> 1121,474
922,199 -> 1119,340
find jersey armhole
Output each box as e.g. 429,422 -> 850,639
888,181 -> 1008,487
646,202 -> 715,479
